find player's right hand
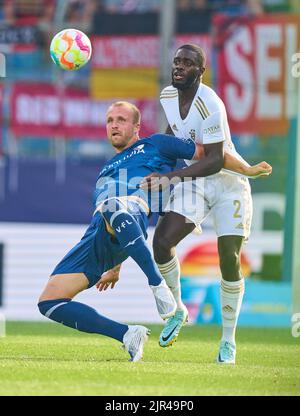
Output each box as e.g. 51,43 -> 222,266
96,267 -> 120,291
246,161 -> 272,178
140,173 -> 170,191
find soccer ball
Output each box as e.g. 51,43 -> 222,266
50,28 -> 92,71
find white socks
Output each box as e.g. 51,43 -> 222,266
220,278 -> 245,345
157,258 -> 245,343
157,256 -> 185,311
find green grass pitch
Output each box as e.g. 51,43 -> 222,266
0,322 -> 299,396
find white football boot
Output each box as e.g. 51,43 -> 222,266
150,280 -> 177,320
123,325 -> 150,362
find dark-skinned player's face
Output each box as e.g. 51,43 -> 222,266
172,49 -> 203,90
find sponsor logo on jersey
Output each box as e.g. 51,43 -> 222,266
99,144 -> 145,175
203,124 -> 221,135
135,144 -> 145,152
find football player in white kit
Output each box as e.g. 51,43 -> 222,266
96,45 -> 272,363
144,44 -> 271,364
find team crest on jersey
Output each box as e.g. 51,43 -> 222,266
189,129 -> 196,141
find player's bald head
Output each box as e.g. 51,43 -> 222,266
106,101 -> 141,152
107,101 -> 141,125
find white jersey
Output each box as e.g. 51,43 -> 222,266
161,82 -> 253,239
160,83 -> 248,174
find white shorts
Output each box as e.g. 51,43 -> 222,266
165,172 -> 253,240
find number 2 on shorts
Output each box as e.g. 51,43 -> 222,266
233,200 -> 242,218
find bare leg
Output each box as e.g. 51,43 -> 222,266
153,211 -> 195,264
39,273 -> 89,302
218,236 -> 244,282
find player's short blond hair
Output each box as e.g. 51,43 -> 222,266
107,101 -> 141,124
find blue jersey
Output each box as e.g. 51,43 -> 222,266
52,134 -> 196,286
93,133 -> 196,213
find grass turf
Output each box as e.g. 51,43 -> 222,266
0,322 -> 299,396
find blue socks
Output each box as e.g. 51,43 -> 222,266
38,298 -> 128,342
38,198 -> 162,342
101,199 -> 162,286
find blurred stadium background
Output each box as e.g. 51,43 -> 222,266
0,0 -> 299,329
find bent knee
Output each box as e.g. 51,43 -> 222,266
153,233 -> 172,252
219,252 -> 241,278
153,233 -> 176,263
38,298 -> 70,318
38,279 -> 65,303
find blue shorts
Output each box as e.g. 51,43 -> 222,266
51,201 -> 148,288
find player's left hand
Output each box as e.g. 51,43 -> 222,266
96,268 -> 120,291
140,173 -> 170,191
246,161 -> 272,178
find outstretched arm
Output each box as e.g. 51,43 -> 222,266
140,142 -> 272,190
193,143 -> 272,178
160,141 -> 224,181
140,142 -> 223,190
223,153 -> 272,178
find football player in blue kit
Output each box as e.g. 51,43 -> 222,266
38,101 -> 271,362
38,101 -> 202,362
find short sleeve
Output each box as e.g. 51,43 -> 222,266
201,111 -> 225,144
151,134 -> 196,161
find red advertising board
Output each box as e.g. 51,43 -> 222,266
91,34 -> 212,69
215,14 -> 300,135
0,83 -> 3,153
10,83 -> 158,138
